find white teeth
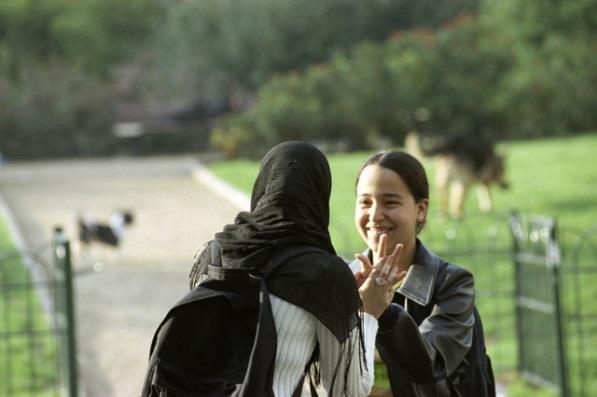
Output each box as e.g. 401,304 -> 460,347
368,228 -> 389,236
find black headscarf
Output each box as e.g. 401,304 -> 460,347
215,140 -> 335,269
213,141 -> 360,342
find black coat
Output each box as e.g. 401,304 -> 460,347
350,240 -> 495,397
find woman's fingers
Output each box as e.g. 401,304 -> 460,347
360,267 -> 404,318
377,233 -> 387,260
359,241 -> 404,290
354,253 -> 373,288
389,270 -> 407,286
355,253 -> 373,272
378,243 -> 404,279
387,242 -> 403,266
361,243 -> 407,318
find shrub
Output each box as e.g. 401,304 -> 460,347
0,65 -> 119,159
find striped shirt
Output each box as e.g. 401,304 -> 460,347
270,294 -> 378,397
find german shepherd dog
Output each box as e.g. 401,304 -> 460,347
405,132 -> 509,218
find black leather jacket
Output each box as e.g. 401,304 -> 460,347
350,240 -> 480,397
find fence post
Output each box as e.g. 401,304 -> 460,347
52,226 -> 78,397
509,213 -> 569,397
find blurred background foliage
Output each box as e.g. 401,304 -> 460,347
0,0 -> 595,159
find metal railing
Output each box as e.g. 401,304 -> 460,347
0,227 -> 78,397
1,215 -> 595,396
336,211 -> 596,396
52,227 -> 78,397
509,214 -> 569,396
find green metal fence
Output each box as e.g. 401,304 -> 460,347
52,228 -> 78,397
337,211 -> 596,396
509,214 -> 569,396
2,213 -> 595,396
560,225 -> 597,397
421,213 -> 516,373
0,227 -> 78,397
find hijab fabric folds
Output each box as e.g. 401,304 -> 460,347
215,141 -> 335,269
214,141 -> 360,343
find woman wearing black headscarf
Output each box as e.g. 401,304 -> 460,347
143,141 -> 403,396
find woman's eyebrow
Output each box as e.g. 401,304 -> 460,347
356,192 -> 404,199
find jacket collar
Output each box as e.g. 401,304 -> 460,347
351,239 -> 442,307
397,240 -> 442,306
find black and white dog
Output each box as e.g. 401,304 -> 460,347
76,210 -> 134,259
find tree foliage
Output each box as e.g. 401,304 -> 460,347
151,0 -> 480,97
210,0 -> 597,156
1,0 -> 596,159
0,0 -> 163,159
0,0 -> 161,81
482,0 -> 597,136
210,20 -> 514,157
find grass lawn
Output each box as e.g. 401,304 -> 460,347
0,219 -> 59,397
209,133 -> 597,397
210,133 -> 597,249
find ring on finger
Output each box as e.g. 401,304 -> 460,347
374,276 -> 386,286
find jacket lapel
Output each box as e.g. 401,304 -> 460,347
396,240 -> 441,307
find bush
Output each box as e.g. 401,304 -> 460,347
492,35 -> 597,137
0,65 -> 119,159
210,18 -> 512,155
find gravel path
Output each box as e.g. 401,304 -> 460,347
0,156 -> 242,397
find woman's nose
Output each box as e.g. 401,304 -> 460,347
369,204 -> 384,222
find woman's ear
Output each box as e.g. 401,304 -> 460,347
416,199 -> 429,222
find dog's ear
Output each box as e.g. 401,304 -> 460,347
122,211 -> 134,224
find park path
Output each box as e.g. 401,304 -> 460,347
0,156 -> 243,397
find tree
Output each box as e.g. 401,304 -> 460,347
150,0 -> 480,99
481,0 -> 597,136
0,0 -> 163,159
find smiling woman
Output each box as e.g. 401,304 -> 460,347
350,150 -> 496,397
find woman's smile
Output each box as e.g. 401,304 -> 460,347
367,226 -> 393,238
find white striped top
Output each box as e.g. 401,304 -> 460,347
270,294 -> 378,397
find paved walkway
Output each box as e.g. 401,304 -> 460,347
0,156 -> 243,397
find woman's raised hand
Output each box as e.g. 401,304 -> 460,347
357,235 -> 407,318
355,234 -> 395,287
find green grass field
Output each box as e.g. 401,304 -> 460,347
210,133 -> 597,397
210,133 -> 597,266
210,134 -> 597,249
0,220 -> 59,397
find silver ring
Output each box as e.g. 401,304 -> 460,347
375,276 -> 386,286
